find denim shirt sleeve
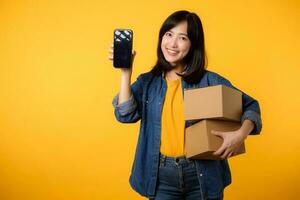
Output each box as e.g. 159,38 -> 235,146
112,74 -> 143,123
209,73 -> 262,135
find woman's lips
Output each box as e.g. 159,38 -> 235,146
166,48 -> 179,56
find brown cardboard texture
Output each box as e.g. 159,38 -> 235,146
185,119 -> 245,160
184,85 -> 242,121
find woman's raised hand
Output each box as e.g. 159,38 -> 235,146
108,44 -> 136,73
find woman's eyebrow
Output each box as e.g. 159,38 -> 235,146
168,30 -> 188,36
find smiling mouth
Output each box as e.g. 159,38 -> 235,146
166,48 -> 179,55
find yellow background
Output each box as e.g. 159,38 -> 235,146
0,0 -> 299,199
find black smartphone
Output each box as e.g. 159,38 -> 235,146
113,29 -> 133,68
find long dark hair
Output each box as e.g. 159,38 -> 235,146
151,10 -> 207,83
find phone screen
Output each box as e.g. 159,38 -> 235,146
113,29 -> 133,68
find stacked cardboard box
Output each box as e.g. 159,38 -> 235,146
184,85 -> 245,160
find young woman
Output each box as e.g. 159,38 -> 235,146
109,10 -> 262,200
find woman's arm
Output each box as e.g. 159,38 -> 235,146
109,45 -> 141,123
209,72 -> 262,135
119,69 -> 133,104
208,71 -> 262,159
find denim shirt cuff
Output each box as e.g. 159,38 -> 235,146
112,94 -> 137,116
240,110 -> 262,135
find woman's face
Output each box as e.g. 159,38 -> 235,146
161,21 -> 191,67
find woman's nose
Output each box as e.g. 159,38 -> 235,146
170,37 -> 178,47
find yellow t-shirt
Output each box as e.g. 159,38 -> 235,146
160,77 -> 185,157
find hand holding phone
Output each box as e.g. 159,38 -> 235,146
112,29 -> 133,68
108,29 -> 135,105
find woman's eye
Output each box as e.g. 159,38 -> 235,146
165,32 -> 172,37
180,37 -> 186,40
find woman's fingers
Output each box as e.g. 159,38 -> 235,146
108,44 -> 114,60
213,143 -> 226,156
108,44 -> 136,63
221,149 -> 230,159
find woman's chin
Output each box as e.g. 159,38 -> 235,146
168,62 -> 177,66
166,59 -> 179,66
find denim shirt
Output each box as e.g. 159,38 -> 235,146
112,70 -> 262,199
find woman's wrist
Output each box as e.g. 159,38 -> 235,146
237,119 -> 255,140
118,68 -> 132,104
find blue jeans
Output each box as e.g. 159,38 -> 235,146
149,154 -> 224,200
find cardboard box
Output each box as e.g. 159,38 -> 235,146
185,119 -> 245,160
184,85 -> 242,121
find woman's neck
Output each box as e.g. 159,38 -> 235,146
165,65 -> 184,81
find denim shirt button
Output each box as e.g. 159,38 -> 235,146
200,173 -> 203,176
